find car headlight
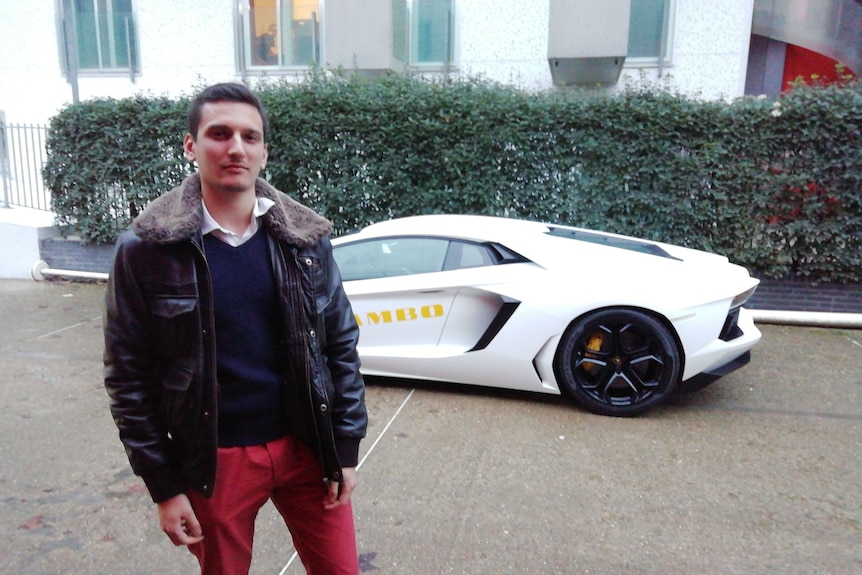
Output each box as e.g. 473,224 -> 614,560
731,286 -> 758,309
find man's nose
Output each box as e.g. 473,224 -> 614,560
227,133 -> 246,155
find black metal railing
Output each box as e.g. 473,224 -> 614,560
0,122 -> 51,211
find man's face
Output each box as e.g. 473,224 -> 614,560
183,101 -> 268,196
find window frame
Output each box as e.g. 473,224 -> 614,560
625,0 -> 675,71
57,0 -> 140,77
236,0 -> 323,75
394,0 -> 457,70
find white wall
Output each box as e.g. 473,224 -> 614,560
0,0 -> 755,126
0,208 -> 55,279
457,0 -> 552,90
0,1 -> 71,125
650,0 -> 755,99
0,0 -> 239,125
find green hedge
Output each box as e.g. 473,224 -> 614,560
43,73 -> 862,282
43,94 -> 189,243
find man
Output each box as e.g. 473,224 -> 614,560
258,24 -> 278,64
103,82 -> 367,575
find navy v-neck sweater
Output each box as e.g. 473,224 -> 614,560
204,229 -> 287,447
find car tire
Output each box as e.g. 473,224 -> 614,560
554,308 -> 680,417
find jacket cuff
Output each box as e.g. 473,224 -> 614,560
335,436 -> 362,469
140,466 -> 186,503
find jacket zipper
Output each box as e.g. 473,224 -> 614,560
278,242 -> 340,480
192,235 -> 219,496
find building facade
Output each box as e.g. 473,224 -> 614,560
0,0 -> 761,126
2,1 -> 857,127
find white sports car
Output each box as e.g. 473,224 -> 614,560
332,215 -> 761,417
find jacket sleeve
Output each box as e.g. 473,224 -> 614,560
103,232 -> 185,502
319,237 -> 368,468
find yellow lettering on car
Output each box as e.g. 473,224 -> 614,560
364,311 -> 393,325
422,304 -> 444,318
354,304 -> 444,327
396,308 -> 417,321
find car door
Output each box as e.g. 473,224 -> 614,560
334,237 -> 457,374
334,235 -> 544,376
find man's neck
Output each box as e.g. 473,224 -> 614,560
202,188 -> 257,235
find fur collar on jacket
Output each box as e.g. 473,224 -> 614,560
132,174 -> 332,248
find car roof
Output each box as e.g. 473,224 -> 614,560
334,214 -> 704,269
343,214 -> 554,243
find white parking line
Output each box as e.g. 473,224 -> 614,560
277,388 -> 416,575
32,317 -> 101,341
357,388 -> 416,471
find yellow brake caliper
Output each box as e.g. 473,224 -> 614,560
582,331 -> 604,372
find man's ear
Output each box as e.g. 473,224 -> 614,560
183,133 -> 196,161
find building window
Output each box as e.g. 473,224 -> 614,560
61,0 -> 139,72
241,0 -> 321,70
628,0 -> 673,66
393,0 -> 454,67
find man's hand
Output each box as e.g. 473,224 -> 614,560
323,467 -> 358,510
158,493 -> 204,546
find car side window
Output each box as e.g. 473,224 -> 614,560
444,241 -> 496,270
334,238 -> 450,280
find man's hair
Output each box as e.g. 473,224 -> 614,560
187,83 -> 269,142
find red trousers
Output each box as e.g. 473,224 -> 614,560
187,434 -> 358,575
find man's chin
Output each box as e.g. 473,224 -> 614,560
220,185 -> 252,194
214,179 -> 257,195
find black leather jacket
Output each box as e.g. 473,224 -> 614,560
103,175 -> 366,503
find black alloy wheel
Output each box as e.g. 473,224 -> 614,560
554,308 -> 681,417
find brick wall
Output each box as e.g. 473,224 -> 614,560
39,237 -> 861,314
39,237 -> 115,275
748,275 -> 862,314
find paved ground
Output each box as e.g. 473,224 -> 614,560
0,278 -> 859,575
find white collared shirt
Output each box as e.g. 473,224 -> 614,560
201,198 -> 275,247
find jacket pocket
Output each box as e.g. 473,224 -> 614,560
147,296 -> 199,358
150,297 -> 197,318
157,360 -> 196,435
154,360 -> 194,391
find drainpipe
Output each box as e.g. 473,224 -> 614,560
61,0 -> 80,104
749,309 -> 862,329
31,260 -> 108,282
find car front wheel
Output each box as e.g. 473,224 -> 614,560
554,309 -> 680,417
